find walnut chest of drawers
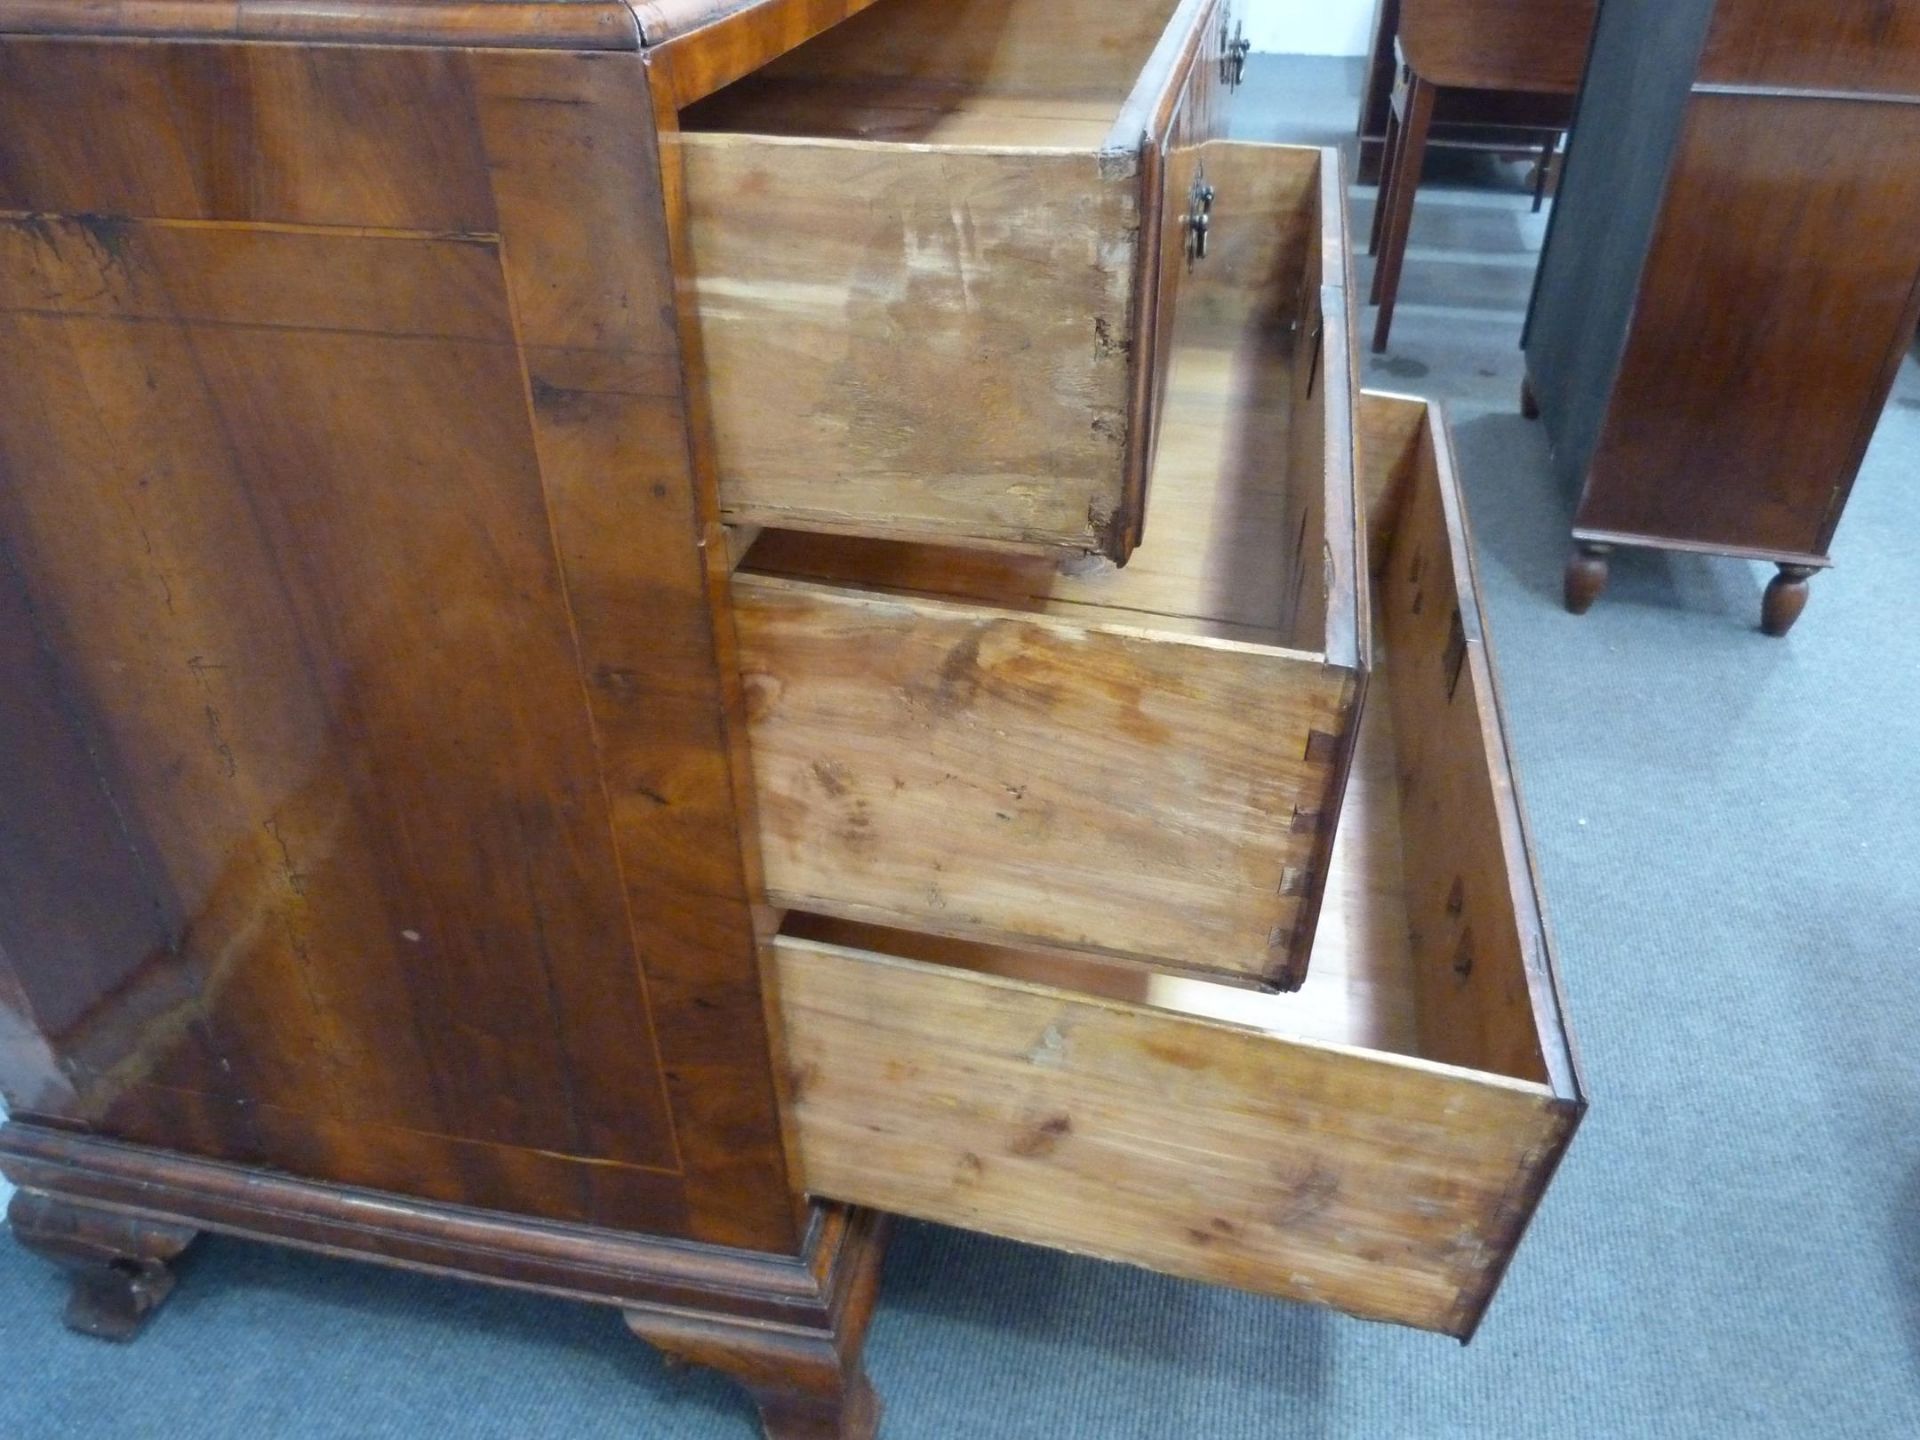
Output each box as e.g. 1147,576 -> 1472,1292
0,1 -> 1583,1434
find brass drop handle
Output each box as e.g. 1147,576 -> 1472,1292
1187,209 -> 1211,264
1221,18 -> 1251,90
1184,176 -> 1216,267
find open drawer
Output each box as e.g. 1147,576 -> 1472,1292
679,0 -> 1287,559
733,140 -> 1364,992
766,393 -> 1585,1337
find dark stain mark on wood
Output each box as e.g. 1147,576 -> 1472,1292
1186,1215 -> 1241,1248
1452,928 -> 1475,982
1140,1034 -> 1207,1071
202,704 -> 237,779
930,629 -> 985,712
1443,608 -> 1467,700
528,375 -> 586,416
839,799 -> 876,854
74,212 -> 134,264
1269,1165 -> 1339,1229
1008,1112 -> 1072,1157
785,1061 -> 819,1101
810,759 -> 852,798
593,665 -> 641,702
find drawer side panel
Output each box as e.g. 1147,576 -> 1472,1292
775,937 -> 1571,1336
1371,401 -> 1578,1097
684,136 -> 1137,552
737,578 -> 1353,986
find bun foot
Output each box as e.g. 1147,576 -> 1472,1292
1520,375 -> 1540,420
1563,543 -> 1610,615
1762,564 -> 1816,637
8,1191 -> 199,1340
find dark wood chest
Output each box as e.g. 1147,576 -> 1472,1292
1523,0 -> 1920,634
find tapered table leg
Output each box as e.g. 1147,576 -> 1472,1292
1371,71 -> 1436,353
1368,79 -> 1404,256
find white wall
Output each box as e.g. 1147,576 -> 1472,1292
1245,0 -> 1374,56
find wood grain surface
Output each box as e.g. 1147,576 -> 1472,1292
770,402 -> 1581,1332
0,0 -> 645,48
735,173 -> 1366,988
681,134 -> 1140,552
1134,5 -> 1226,547
684,78 -> 1126,144
777,642 -> 1415,1056
1698,0 -> 1920,98
775,929 -> 1568,1336
0,1122 -> 877,1320
744,0 -> 1192,103
1366,395 -> 1578,1094
737,575 -> 1353,987
1577,92 -> 1920,558
1397,0 -> 1598,94
649,0 -> 932,110
0,37 -> 795,1251
719,143 -> 1338,636
676,0 -> 1226,559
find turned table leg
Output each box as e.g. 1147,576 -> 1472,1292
626,1305 -> 878,1440
1563,543 -> 1611,615
1762,563 -> 1817,637
8,1191 -> 200,1340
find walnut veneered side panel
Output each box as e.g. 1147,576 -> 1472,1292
0,38 -> 797,1251
0,217 -> 680,1175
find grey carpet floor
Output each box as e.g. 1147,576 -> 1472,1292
5,56 -> 1918,1438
